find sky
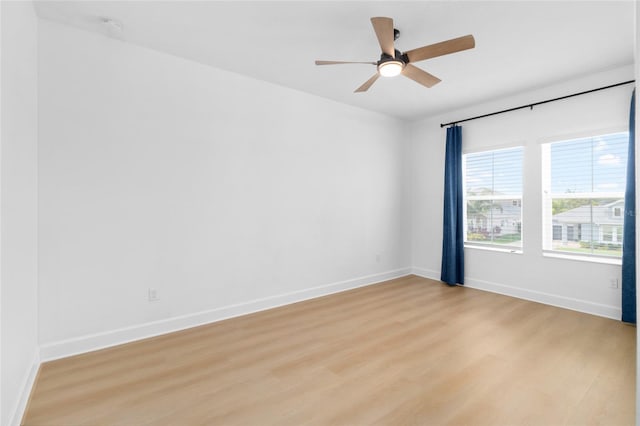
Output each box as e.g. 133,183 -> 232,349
465,146 -> 522,196
550,132 -> 628,194
464,132 -> 629,196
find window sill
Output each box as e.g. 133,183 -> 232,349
464,244 -> 523,255
543,251 -> 622,265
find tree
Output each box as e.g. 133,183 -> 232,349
467,200 -> 502,232
552,198 -> 592,215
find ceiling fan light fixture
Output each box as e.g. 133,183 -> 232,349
378,60 -> 404,77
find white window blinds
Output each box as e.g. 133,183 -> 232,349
542,132 -> 628,258
464,146 -> 523,249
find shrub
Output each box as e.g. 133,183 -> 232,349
467,233 -> 487,241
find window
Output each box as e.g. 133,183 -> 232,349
463,146 -> 523,250
602,225 -> 614,242
542,132 -> 628,259
601,225 -> 622,243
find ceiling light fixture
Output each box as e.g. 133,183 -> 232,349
378,60 -> 404,77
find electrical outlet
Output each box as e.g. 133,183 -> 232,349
609,278 -> 619,289
148,288 -> 160,302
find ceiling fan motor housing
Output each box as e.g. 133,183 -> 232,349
378,49 -> 409,66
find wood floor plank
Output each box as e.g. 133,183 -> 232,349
23,275 -> 635,425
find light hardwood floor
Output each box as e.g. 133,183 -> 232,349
23,275 -> 635,425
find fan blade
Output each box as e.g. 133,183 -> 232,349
405,34 -> 475,63
402,64 -> 441,88
354,74 -> 380,93
370,17 -> 395,57
315,60 -> 377,65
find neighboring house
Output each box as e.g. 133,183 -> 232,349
552,200 -> 624,245
467,198 -> 522,238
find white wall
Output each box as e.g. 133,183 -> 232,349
37,20 -> 410,358
0,2 -> 40,425
410,65 -> 635,319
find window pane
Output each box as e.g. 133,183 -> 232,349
467,199 -> 522,247
551,197 -> 624,256
550,133 -> 628,195
464,146 -> 523,250
544,132 -> 628,259
550,139 -> 592,193
593,133 -> 628,193
466,147 -> 523,196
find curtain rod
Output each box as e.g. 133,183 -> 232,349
440,80 -> 635,128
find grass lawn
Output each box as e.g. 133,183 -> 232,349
492,233 -> 522,244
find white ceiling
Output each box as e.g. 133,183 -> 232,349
34,1 -> 635,120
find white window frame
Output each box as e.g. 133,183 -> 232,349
541,130 -> 628,264
463,145 -> 524,254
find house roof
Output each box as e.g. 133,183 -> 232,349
553,200 -> 624,225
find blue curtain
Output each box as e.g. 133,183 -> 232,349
441,125 -> 464,285
622,89 -> 636,323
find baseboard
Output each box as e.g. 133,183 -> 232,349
411,266 -> 621,320
411,266 -> 440,281
37,264 -> 620,363
40,267 -> 412,362
9,350 -> 40,426
465,277 -> 621,320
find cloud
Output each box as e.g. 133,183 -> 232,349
598,153 -> 621,166
594,138 -> 608,151
596,182 -> 621,190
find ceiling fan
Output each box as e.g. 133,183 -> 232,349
315,17 -> 475,93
